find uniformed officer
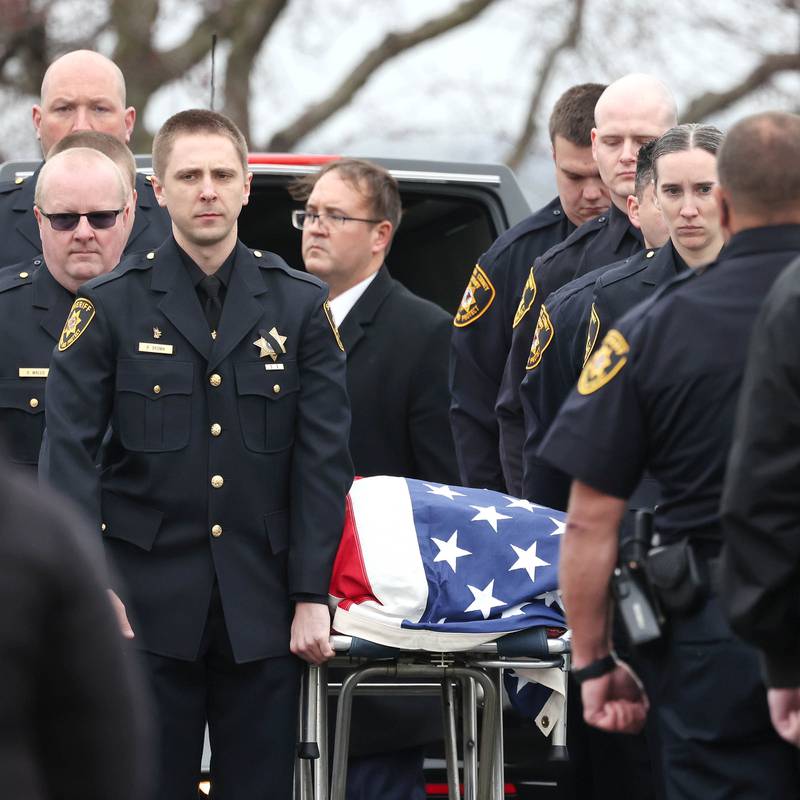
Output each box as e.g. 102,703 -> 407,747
522,124 -> 725,510
0,146 -> 132,472
540,112 -> 800,798
40,109 -> 354,800
496,74 -> 678,495
721,253 -> 800,750
449,83 -> 609,492
0,49 -> 170,265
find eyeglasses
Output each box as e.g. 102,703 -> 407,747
291,209 -> 382,230
37,208 -> 124,232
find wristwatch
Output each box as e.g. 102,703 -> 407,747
571,654 -> 617,684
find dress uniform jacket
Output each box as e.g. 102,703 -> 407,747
39,236 -> 354,664
0,462 -> 150,800
540,225 -> 800,799
496,203 -> 642,496
0,167 -> 171,267
0,258 -> 73,471
520,245 -> 680,509
721,254 -> 800,687
449,197 -> 572,492
342,265 -> 458,485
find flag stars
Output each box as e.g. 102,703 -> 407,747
464,579 -> 506,619
431,531 -> 471,573
425,483 -> 466,501
509,541 -> 550,583
469,505 -> 512,533
503,496 -> 542,513
548,517 -> 566,536
500,602 -> 529,619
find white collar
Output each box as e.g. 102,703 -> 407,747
328,270 -> 380,327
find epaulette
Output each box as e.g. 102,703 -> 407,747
596,249 -> 655,289
480,197 -> 566,264
538,213 -> 609,266
0,256 -> 42,293
254,249 -> 327,290
546,264 -> 608,311
0,175 -> 27,195
84,250 -> 151,291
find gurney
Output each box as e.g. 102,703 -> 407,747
296,476 -> 571,800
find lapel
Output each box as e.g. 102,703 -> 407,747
151,239 -> 213,361
207,242 -> 268,371
126,173 -> 159,251
12,164 -> 42,253
338,266 -> 393,355
32,262 -> 75,342
641,245 -> 680,287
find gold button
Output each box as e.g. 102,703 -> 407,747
211,524 -> 223,538
273,384 -> 280,394
253,249 -> 262,257
211,474 -> 224,489
210,423 -> 222,437
146,251 -> 155,260
19,271 -> 29,279
15,177 -> 23,185
29,397 -> 39,408
101,523 -> 107,532
209,373 -> 222,387
153,384 -> 161,394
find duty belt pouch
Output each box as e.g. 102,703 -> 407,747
645,540 -> 704,614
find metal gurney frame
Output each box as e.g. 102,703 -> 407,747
295,627 -> 570,800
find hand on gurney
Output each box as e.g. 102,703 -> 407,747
581,658 -> 649,734
290,602 -> 336,665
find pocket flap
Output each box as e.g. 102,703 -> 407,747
264,508 -> 289,554
235,361 -> 299,400
116,359 -> 194,398
101,490 -> 164,551
0,378 -> 45,415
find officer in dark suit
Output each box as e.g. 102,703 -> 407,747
540,112 -> 800,798
0,49 -> 170,266
449,83 -> 609,492
40,110 -> 354,800
496,74 -> 678,496
0,457 -> 152,800
294,157 -> 457,800
0,144 -> 134,472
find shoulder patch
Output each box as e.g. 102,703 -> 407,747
322,300 -> 345,351
577,328 -> 629,395
58,298 -> 96,351
512,267 -> 537,328
583,303 -> 601,366
526,305 -> 554,371
454,264 -> 495,327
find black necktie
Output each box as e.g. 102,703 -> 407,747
200,275 -> 222,332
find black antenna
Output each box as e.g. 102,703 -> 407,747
210,33 -> 218,110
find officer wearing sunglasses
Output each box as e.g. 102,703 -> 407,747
0,147 -> 131,472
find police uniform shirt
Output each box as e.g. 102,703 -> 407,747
39,235 -> 354,663
449,196 -> 572,492
0,257 -> 73,469
497,202 -> 643,496
0,166 -> 172,268
721,254 -> 800,685
540,225 -> 800,546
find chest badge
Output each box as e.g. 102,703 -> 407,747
253,327 -> 288,362
153,327 -> 162,339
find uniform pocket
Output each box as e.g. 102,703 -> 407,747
115,360 -> 194,452
101,490 -> 164,551
0,378 -> 46,464
235,362 -> 299,453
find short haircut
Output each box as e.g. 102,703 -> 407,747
549,83 -> 607,146
152,109 -> 248,178
289,158 -> 402,234
717,112 -> 800,219
35,148 -> 128,209
48,130 -> 137,191
634,139 -> 657,200
652,124 -> 725,183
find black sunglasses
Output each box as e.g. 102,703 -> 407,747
37,208 -> 124,232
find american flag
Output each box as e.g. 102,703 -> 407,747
329,476 -> 566,650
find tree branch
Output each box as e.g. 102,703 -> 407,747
505,0 -> 586,170
265,0 -> 498,151
680,52 -> 800,121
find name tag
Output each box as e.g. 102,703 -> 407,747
264,363 -> 285,371
138,342 -> 174,355
19,367 -> 49,378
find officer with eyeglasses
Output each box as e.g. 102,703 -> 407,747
0,146 -> 131,472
